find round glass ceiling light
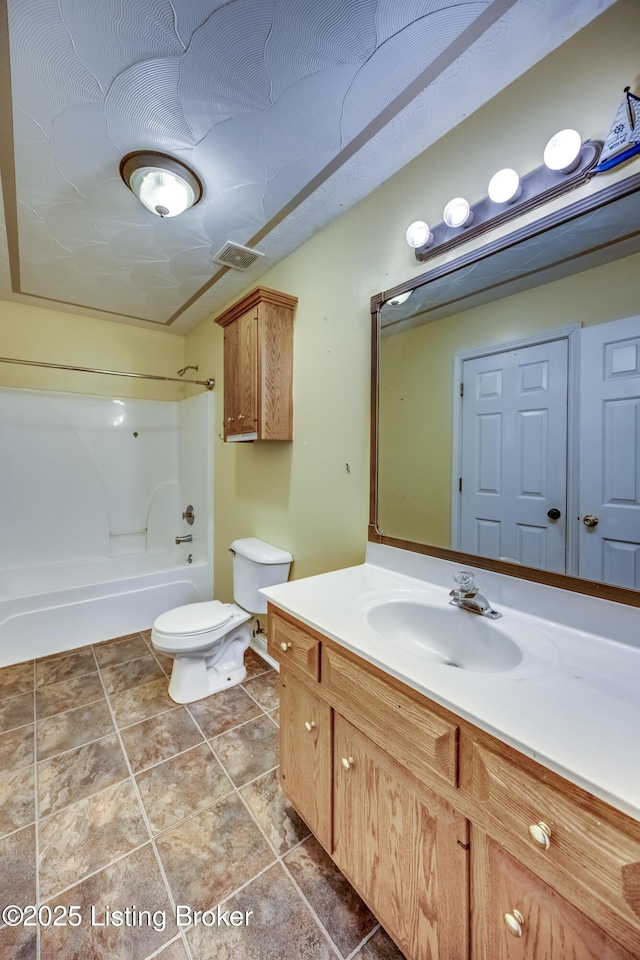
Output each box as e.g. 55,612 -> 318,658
405,220 -> 433,248
488,168 -> 521,204
386,290 -> 413,306
120,151 -> 203,217
543,129 -> 582,174
443,197 -> 473,228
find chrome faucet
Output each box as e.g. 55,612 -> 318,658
175,534 -> 193,545
449,570 -> 502,619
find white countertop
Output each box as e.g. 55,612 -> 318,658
261,556 -> 640,821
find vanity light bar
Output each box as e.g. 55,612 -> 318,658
409,137 -> 602,263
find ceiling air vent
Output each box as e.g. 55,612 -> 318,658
212,241 -> 264,271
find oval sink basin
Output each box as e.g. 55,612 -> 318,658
366,601 -> 526,673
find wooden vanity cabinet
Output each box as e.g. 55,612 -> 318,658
215,287 -> 297,441
268,605 -> 640,960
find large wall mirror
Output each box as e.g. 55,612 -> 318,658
371,172 -> 640,606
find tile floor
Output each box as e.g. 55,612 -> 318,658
0,632 -> 406,960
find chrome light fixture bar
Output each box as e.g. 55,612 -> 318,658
120,151 -> 203,218
409,133 -> 602,263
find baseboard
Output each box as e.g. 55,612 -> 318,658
250,631 -> 279,671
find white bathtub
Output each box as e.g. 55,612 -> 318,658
0,550 -> 212,666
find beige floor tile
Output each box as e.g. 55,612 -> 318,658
188,862 -> 335,960
154,651 -> 174,676
35,649 -> 96,688
37,733 -> 128,818
136,743 -> 232,835
36,699 -> 114,761
93,634 -> 149,668
284,835 -> 376,957
40,844 -> 172,960
38,779 -> 148,899
267,706 -> 279,726
0,764 -> 35,838
187,685 -> 261,739
241,670 -> 280,711
0,661 -> 34,701
0,924 -> 37,959
101,655 -> 165,696
240,768 -> 310,855
95,631 -> 145,647
0,691 -> 34,735
152,939 -> 189,959
156,792 -> 274,911
0,722 -> 34,771
110,678 -> 173,728
120,706 -> 202,774
35,673 -> 104,720
244,647 -> 271,680
352,928 -> 407,960
0,824 -> 36,909
212,714 -> 278,786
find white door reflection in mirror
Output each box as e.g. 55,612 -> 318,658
580,315 -> 640,588
458,340 -> 568,573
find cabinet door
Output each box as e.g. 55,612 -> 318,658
236,308 -> 257,435
279,670 -> 331,851
334,714 -> 469,960
472,828 -> 638,960
223,319 -> 239,439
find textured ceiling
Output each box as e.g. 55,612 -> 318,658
0,0 -> 618,332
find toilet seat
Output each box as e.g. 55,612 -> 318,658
152,601 -> 251,656
154,600 -> 234,636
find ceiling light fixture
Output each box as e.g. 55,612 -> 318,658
488,168 -> 521,204
443,197 -> 473,228
120,151 -> 203,218
385,290 -> 413,306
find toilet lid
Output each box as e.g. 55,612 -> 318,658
154,600 -> 233,636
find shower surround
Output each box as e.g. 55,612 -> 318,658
0,388 -> 213,665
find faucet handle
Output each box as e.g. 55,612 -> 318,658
453,570 -> 477,593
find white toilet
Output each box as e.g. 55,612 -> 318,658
152,538 -> 292,704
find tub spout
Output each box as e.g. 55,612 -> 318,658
176,534 -> 193,544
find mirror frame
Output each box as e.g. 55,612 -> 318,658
370,171 -> 640,608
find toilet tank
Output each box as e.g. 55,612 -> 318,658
230,538 -> 293,614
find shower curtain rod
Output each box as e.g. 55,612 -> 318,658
0,356 -> 215,390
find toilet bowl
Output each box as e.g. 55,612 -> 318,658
151,537 -> 292,704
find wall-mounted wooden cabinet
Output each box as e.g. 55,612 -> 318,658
215,287 -> 297,442
268,605 -> 640,960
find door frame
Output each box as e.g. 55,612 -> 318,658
451,324 -> 581,576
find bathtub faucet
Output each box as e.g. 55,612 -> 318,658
175,534 -> 193,545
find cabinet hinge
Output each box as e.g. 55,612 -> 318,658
456,840 -> 470,850
458,477 -> 462,493
460,382 -> 464,397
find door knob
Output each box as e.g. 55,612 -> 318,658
583,514 -> 599,527
547,508 -> 561,520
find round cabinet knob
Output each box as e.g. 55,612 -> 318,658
504,910 -> 524,938
341,756 -> 355,771
304,721 -> 316,733
280,642 -> 292,652
583,514 -> 599,527
238,414 -> 245,420
528,821 -> 551,849
547,508 -> 561,520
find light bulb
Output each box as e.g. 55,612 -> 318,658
543,129 -> 582,174
443,197 -> 473,228
488,168 -> 521,204
405,221 -> 432,248
386,291 -> 412,306
130,168 -> 196,217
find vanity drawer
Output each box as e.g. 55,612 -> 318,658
469,738 -> 640,946
267,608 -> 321,682
321,643 -> 458,788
